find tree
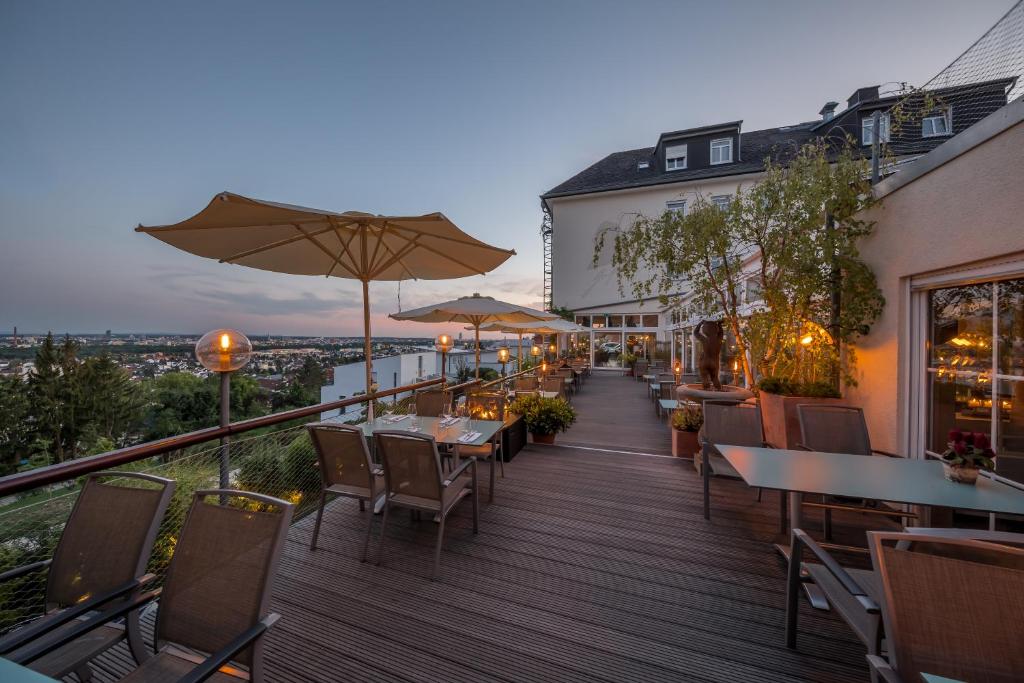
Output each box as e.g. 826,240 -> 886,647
0,376 -> 34,474
140,372 -> 268,440
600,139 -> 884,389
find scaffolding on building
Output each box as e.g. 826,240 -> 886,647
540,206 -> 553,311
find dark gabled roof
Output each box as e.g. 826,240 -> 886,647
657,120 -> 743,146
542,122 -> 819,200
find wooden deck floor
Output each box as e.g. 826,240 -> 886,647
86,375 -> 875,682
559,372 -> 673,455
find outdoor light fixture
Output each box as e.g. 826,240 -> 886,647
530,344 -> 542,367
436,333 -> 454,386
674,360 -> 682,380
195,329 -> 252,491
497,345 -> 510,377
799,334 -> 814,346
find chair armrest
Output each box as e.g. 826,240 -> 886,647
762,441 -> 779,449
176,614 -> 280,683
872,449 -> 901,458
792,529 -> 879,612
865,655 -> 903,683
12,587 -> 162,665
794,443 -> 812,451
444,457 -> 476,486
0,573 -> 156,656
0,559 -> 51,584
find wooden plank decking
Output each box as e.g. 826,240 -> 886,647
86,375 -> 874,682
558,371 -> 673,455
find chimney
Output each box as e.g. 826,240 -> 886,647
847,86 -> 880,109
819,101 -> 839,121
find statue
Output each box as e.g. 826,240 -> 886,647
693,320 -> 724,391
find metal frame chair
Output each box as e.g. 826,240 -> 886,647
14,489 -> 294,683
415,390 -> 449,418
374,431 -> 479,580
306,422 -> 385,561
0,472 -> 175,681
460,392 -> 506,501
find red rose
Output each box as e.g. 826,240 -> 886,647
963,432 -> 975,445
948,429 -> 963,442
952,441 -> 967,456
974,433 -> 990,449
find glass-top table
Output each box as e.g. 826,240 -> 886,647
358,415 -> 504,448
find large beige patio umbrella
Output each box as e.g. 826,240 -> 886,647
477,318 -> 586,367
390,293 -> 557,377
136,192 -> 515,404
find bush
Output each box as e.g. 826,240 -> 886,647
237,451 -> 287,499
282,433 -> 320,495
757,376 -> 840,399
671,404 -> 703,432
509,394 -> 577,436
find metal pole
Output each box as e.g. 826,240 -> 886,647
870,110 -> 881,185
362,279 -> 374,421
474,325 -> 481,378
219,371 -> 230,492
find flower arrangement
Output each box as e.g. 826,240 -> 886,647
509,394 -> 577,442
940,430 -> 995,484
671,404 -> 703,432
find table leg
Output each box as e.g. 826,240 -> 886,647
774,491 -> 829,611
789,490 -> 803,530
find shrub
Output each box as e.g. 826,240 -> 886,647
757,377 -> 840,399
237,451 -> 287,499
671,404 -> 703,432
509,394 -> 577,436
282,433 -> 320,495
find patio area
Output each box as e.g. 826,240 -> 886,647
79,375 -> 877,683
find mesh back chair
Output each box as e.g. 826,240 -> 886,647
633,359 -> 648,381
462,392 -> 506,501
797,404 -> 906,539
307,422 -> 385,560
865,531 -> 1024,683
700,400 -> 775,522
787,528 -> 1024,671
656,381 -> 676,418
514,376 -> 538,393
374,431 -> 478,580
19,490 -> 293,683
415,390 -> 449,418
541,376 -> 565,399
554,368 -> 575,394
1,472 -> 174,681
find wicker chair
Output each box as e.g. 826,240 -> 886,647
459,392 -> 506,501
514,376 -> 538,393
864,530 -> 1024,683
786,527 -> 1024,673
374,431 -> 478,580
306,422 -> 385,560
797,404 -> 907,539
16,490 -> 294,683
415,390 -> 450,418
541,375 -> 566,400
0,472 -> 175,681
700,400 -> 776,522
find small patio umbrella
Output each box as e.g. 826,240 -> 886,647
136,193 -> 515,407
477,319 -> 586,367
390,293 -> 557,377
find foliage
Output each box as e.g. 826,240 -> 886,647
140,372 -> 267,440
671,404 -> 703,432
479,367 -> 500,382
621,351 -> 637,367
0,376 -> 35,475
597,139 -> 884,390
756,376 -> 841,398
941,430 -> 995,470
509,394 -> 577,435
549,306 -> 575,322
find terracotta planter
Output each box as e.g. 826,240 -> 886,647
942,462 -> 979,485
759,391 -> 847,450
531,432 -> 556,444
671,428 -> 699,458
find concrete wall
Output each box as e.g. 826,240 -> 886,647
848,109 -> 1024,454
547,174 -> 760,312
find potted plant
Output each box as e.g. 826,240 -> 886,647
670,404 -> 702,458
509,393 -> 577,444
940,430 -> 995,485
621,351 -> 637,374
757,377 -> 844,450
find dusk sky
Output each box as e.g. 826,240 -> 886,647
1,0 -> 1013,338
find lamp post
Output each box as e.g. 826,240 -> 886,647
195,329 -> 252,490
497,345 -> 510,377
436,333 -> 454,387
674,359 -> 682,384
548,341 -> 557,363
530,344 -> 542,371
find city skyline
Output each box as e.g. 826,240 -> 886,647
1,0 -> 1013,337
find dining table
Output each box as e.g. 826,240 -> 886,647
0,658 -> 57,682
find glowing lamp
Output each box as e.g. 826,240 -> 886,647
497,346 -> 510,364
435,333 -> 454,352
799,334 -> 814,347
531,344 -> 542,358
195,329 -> 252,373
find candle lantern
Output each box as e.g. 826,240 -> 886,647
436,333 -> 454,386
195,329 -> 252,490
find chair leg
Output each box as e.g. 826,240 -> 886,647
489,456 -> 496,503
779,491 -> 788,534
75,664 -> 94,682
702,446 -> 712,520
310,491 -> 327,550
375,501 -> 391,566
823,505 -> 833,541
359,498 -> 365,512
785,532 -> 803,649
757,487 -> 763,503
432,514 -> 446,581
472,477 -> 479,533
361,498 -> 374,562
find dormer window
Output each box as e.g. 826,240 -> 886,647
862,113 -> 890,145
665,144 -> 687,171
710,138 -> 733,165
922,109 -> 952,137
637,160 -> 650,170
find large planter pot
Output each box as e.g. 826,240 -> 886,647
531,432 -> 556,445
942,462 -> 979,485
671,428 -> 699,458
759,391 -> 847,450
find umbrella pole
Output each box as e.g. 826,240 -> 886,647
475,325 -> 481,379
362,279 -> 374,421
518,332 -> 523,369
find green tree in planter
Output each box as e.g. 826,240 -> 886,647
598,139 -> 884,390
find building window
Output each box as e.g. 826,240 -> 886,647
642,314 -> 659,327
625,315 -> 641,328
922,109 -> 952,137
607,314 -> 623,328
637,160 -> 650,169
591,316 -> 606,329
711,194 -> 731,211
744,278 -> 764,303
575,315 -> 590,328
710,138 -> 733,165
665,144 -> 687,171
862,113 -> 890,145
593,331 -> 624,369
666,199 -> 686,214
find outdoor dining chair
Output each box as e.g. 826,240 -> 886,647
306,422 -> 385,560
13,489 -> 293,683
462,391 -> 506,500
700,400 -> 779,523
514,376 -> 537,392
656,381 -> 676,417
864,530 -> 1024,683
633,359 -> 648,381
415,390 -> 450,418
541,375 -> 566,400
0,472 -> 174,682
786,527 -> 1024,671
797,404 -> 908,539
374,431 -> 479,580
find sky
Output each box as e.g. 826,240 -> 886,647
0,0 -> 1015,338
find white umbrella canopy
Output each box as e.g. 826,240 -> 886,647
390,293 -> 557,377
136,192 -> 515,402
477,319 -> 587,367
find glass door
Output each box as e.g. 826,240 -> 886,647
592,331 -> 624,369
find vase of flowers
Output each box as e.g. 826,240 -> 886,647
940,430 -> 995,485
670,404 -> 703,458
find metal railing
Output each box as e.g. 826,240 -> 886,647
0,375 -> 485,634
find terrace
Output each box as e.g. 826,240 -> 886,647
0,372 -> 880,683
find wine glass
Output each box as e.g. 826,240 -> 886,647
409,402 -> 419,431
